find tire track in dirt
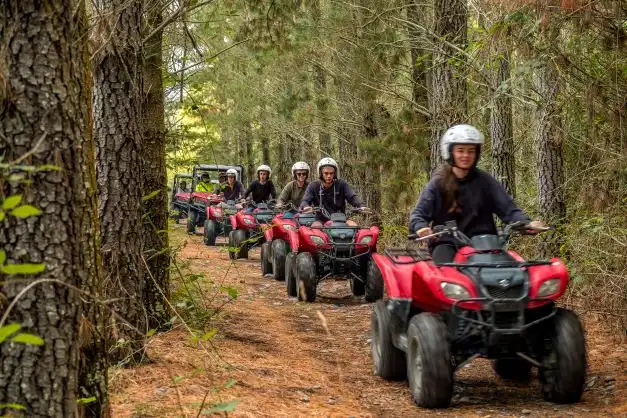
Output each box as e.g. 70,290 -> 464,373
110,225 -> 625,417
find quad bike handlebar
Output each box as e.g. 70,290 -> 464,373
408,221 -> 552,243
300,206 -> 370,218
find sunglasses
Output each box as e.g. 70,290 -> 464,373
295,172 -> 308,177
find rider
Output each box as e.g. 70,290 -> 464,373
215,168 -> 244,201
244,164 -> 277,208
278,161 -> 310,217
179,180 -> 189,193
409,124 -> 544,263
300,157 -> 368,226
195,173 -> 213,192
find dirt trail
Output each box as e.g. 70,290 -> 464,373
111,225 -> 625,417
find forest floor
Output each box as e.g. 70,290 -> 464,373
110,223 -> 626,417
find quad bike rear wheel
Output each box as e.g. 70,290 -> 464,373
230,229 -> 248,259
285,252 -> 297,297
492,358 -> 532,382
296,252 -> 317,302
271,239 -> 287,281
539,308 -> 586,404
371,300 -> 406,380
203,219 -> 217,246
260,241 -> 272,276
365,260 -> 384,302
407,313 -> 453,408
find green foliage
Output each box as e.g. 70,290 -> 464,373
0,323 -> 45,346
201,400 -> 239,414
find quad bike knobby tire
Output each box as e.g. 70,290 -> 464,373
492,358 -> 532,382
350,255 -> 368,296
371,300 -> 406,380
365,260 -> 384,302
271,239 -> 287,281
260,241 -> 272,276
296,252 -> 317,302
407,313 -> 453,408
539,308 -> 587,404
227,231 -> 236,260
187,210 -> 197,234
230,229 -> 248,259
203,219 -> 217,246
285,252 -> 297,297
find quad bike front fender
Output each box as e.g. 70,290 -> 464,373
287,229 -> 299,253
372,253 -> 414,299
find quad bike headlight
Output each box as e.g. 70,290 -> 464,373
537,278 -> 561,297
283,224 -> 297,231
243,217 -> 255,225
440,282 -> 471,300
310,235 -> 325,246
359,236 -> 372,245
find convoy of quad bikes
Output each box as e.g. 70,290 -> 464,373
170,164 -> 587,410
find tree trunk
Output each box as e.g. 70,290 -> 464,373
535,34 -> 565,224
311,0 -> 332,158
275,138 -> 287,189
0,1 -> 108,415
244,124 -> 255,183
489,42 -> 516,197
142,0 -> 170,330
407,0 -> 433,183
93,0 -> 147,361
429,0 -> 468,173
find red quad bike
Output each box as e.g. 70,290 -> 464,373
370,221 -> 587,409
203,199 -> 241,246
259,203 -> 316,283
287,207 -> 381,302
227,200 -> 278,260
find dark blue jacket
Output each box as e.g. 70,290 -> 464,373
299,179 -> 363,216
409,168 -> 529,243
244,180 -> 276,203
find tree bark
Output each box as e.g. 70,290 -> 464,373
311,0 -> 332,158
489,40 -> 516,197
0,1 -> 108,416
429,0 -> 468,173
93,0 -> 147,361
142,0 -> 170,330
244,123 -> 255,183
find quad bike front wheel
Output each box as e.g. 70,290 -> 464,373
230,229 -> 248,259
296,252 -> 317,302
260,241 -> 272,276
227,231 -> 236,260
371,300 -> 406,380
407,312 -> 453,408
285,252 -> 297,297
271,239 -> 287,281
203,219 -> 217,246
539,308 -> 586,403
365,260 -> 384,302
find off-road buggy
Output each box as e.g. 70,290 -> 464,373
370,221 -> 586,408
285,207 -> 380,302
186,164 -> 244,234
169,173 -> 193,222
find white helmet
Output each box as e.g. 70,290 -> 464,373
256,164 -> 272,177
316,157 -> 339,178
291,161 -> 310,178
226,168 -> 238,178
440,124 -> 484,163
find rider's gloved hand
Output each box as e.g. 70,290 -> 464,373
526,220 -> 546,234
359,206 -> 370,213
302,206 -> 313,213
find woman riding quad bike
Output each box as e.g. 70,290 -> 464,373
214,168 -> 244,201
299,157 -> 369,226
409,124 -> 544,262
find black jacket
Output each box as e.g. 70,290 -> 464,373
409,168 -> 530,245
244,180 -> 277,204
